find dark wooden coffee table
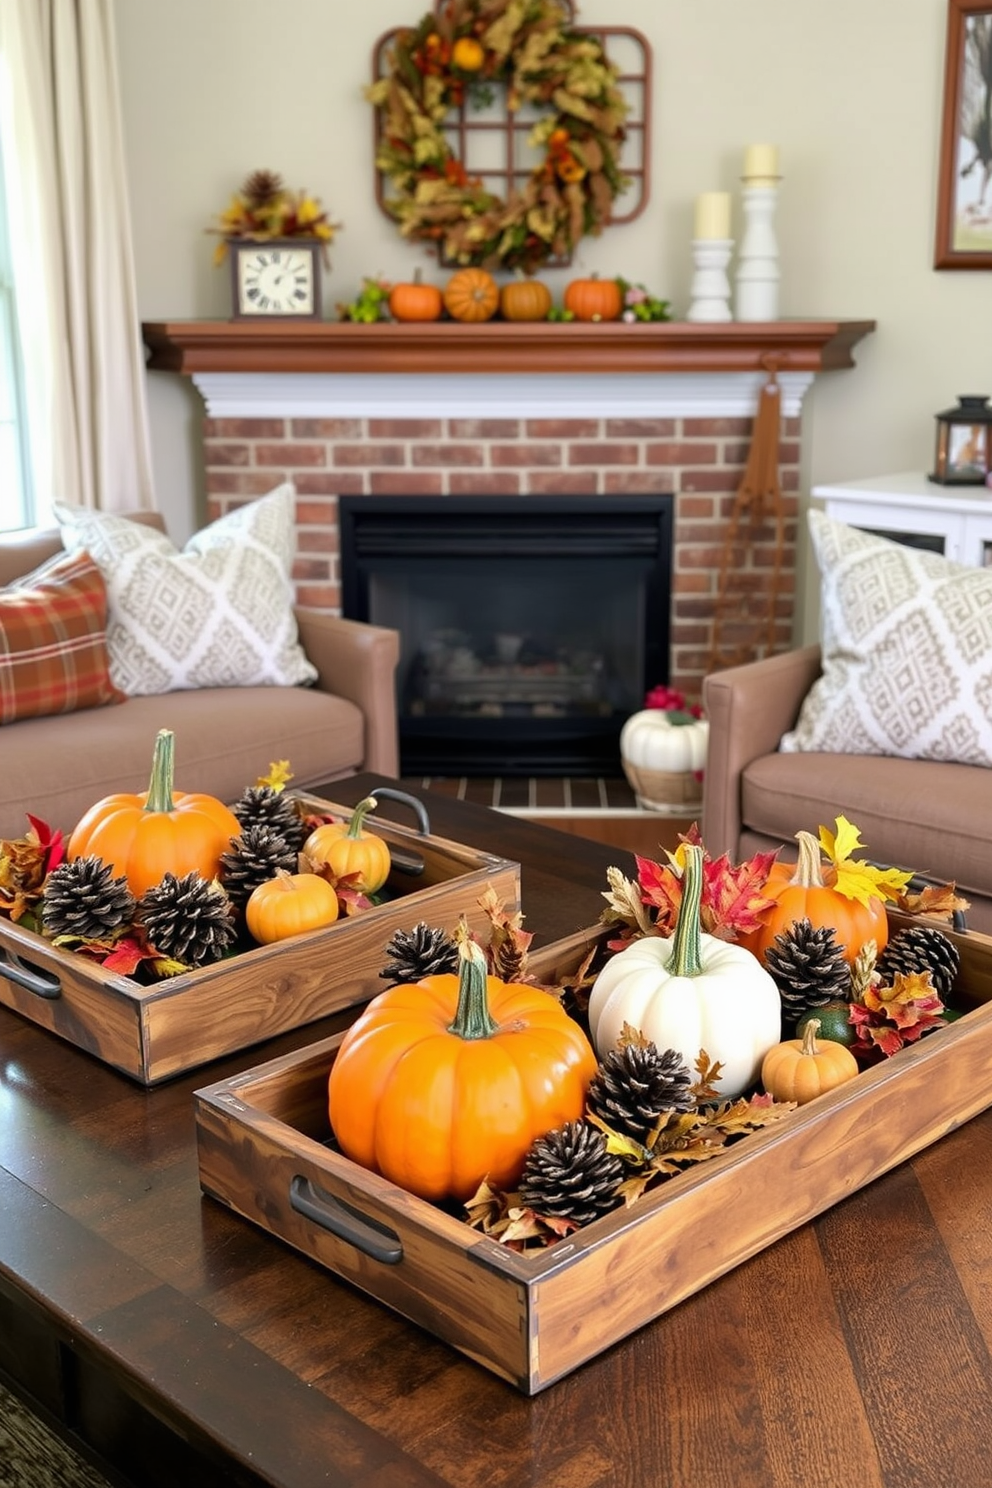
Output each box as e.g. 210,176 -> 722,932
1,774 -> 990,1488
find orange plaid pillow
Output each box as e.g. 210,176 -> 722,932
0,548 -> 124,724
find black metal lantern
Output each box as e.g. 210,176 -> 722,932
930,395 -> 992,486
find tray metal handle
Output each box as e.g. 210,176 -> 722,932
0,947 -> 62,1000
289,1175 -> 403,1265
366,787 -> 430,837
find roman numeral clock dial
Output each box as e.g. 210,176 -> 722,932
232,241 -> 321,319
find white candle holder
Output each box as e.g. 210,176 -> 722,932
735,181 -> 780,321
687,239 -> 733,322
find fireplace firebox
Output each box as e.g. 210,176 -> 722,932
339,495 -> 673,776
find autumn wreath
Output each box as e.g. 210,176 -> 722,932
368,0 -> 630,274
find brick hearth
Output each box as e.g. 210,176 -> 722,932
201,411 -> 800,704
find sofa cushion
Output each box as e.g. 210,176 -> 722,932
780,511 -> 992,767
55,484 -> 317,697
0,688 -> 365,840
741,751 -> 991,917
0,549 -> 124,724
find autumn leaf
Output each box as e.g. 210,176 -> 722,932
894,881 -> 971,921
699,849 -> 780,938
689,1049 -> 725,1105
818,814 -> 913,905
586,1111 -> 652,1163
257,760 -> 293,791
599,864 -> 655,936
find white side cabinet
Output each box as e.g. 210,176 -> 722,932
812,471 -> 992,568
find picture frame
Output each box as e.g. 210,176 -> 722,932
935,0 -> 992,268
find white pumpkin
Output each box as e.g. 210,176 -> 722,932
588,845 -> 780,1099
620,709 -> 709,774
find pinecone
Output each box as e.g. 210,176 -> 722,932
765,918 -> 851,1031
380,922 -> 459,984
877,926 -> 961,1001
137,872 -> 236,968
587,1040 -> 694,1143
41,856 -> 137,941
231,786 -> 307,851
519,1121 -> 624,1228
241,169 -> 283,207
219,824 -> 299,911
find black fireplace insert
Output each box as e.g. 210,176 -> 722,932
338,494 -> 673,776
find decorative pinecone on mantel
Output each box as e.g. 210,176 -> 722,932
232,785 -> 307,852
380,922 -> 459,985
765,918 -> 851,1031
587,1040 -> 694,1143
877,926 -> 961,1001
137,872 -> 236,968
219,824 -> 299,911
42,856 -> 137,942
519,1121 -> 625,1227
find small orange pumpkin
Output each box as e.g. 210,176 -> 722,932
451,35 -> 485,71
303,795 -> 391,894
328,937 -> 597,1201
563,275 -> 623,323
499,278 -> 552,322
761,1018 -> 860,1105
388,269 -> 443,323
443,267 -> 499,323
246,869 -> 339,944
67,728 -> 241,897
743,831 -> 889,967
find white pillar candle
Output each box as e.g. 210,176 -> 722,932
694,191 -> 731,240
743,143 -> 779,181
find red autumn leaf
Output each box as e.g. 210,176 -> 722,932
699,849 -> 780,939
27,814 -> 65,874
101,935 -> 161,975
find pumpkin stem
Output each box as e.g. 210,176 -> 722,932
143,729 -> 176,814
800,1018 -> 821,1056
448,937 -> 499,1041
669,843 -> 705,978
346,796 -> 378,840
790,831 -> 827,889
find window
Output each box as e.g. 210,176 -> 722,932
0,124 -> 32,531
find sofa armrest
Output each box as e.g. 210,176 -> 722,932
701,645 -> 823,858
294,608 -> 400,776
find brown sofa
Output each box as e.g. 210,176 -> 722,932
1,515 -> 400,840
701,645 -> 992,935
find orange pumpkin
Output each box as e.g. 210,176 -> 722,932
303,795 -> 391,894
744,830 -> 889,967
499,278 -> 552,322
388,269 -> 443,323
67,728 -> 241,898
563,275 -> 623,323
246,869 -> 339,944
328,938 -> 597,1202
451,35 -> 485,71
761,1018 -> 860,1105
443,267 -> 499,322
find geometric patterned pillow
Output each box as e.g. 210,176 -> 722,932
54,483 -> 317,697
780,510 -> 992,765
0,548 -> 125,724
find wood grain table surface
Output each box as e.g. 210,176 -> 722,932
2,774 -> 992,1488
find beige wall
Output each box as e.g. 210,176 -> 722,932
114,0 -> 988,640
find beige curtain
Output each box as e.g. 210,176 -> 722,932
0,0 -> 154,519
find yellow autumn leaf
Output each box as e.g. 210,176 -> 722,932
819,813 -> 912,904
257,760 -> 293,791
819,814 -> 865,865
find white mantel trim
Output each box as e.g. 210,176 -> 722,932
192,371 -> 814,420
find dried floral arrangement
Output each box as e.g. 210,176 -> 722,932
367,0 -> 630,273
208,170 -> 341,265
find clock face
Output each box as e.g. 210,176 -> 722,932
237,246 -> 316,316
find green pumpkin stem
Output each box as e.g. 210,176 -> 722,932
346,796 -> 378,839
790,830 -> 827,888
143,728 -> 176,814
448,937 -> 498,1041
669,843 -> 705,978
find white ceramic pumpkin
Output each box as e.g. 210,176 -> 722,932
620,709 -> 709,774
587,845 -> 781,1099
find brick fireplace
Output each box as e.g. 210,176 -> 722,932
143,318 -> 875,708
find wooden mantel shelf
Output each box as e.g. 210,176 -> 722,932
142,318 -> 875,378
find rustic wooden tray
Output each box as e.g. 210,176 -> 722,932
194,914 -> 992,1395
0,790 -> 519,1086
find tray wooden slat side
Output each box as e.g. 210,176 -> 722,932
0,796 -> 520,1084
193,917 -> 992,1392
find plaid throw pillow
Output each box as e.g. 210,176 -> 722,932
0,548 -> 125,725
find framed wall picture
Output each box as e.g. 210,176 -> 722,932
935,0 -> 992,267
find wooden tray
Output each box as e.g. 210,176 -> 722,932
194,914 -> 992,1395
0,790 -> 519,1086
